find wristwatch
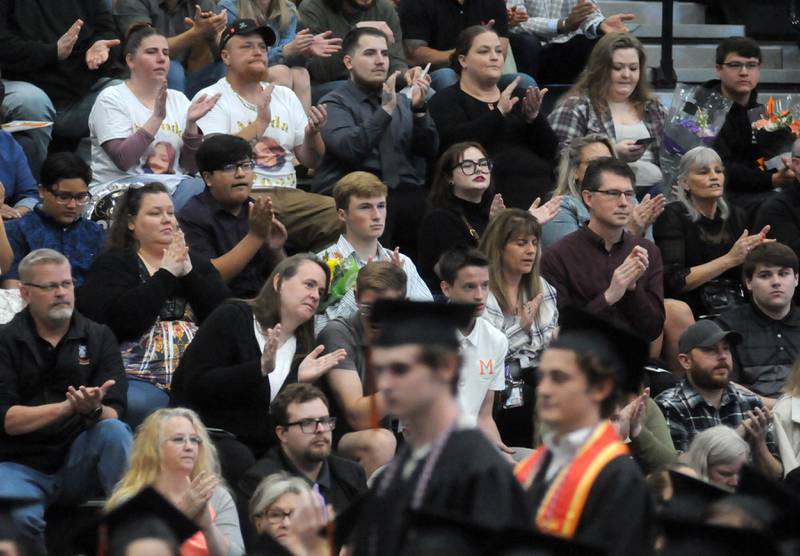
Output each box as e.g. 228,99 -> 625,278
83,405 -> 102,425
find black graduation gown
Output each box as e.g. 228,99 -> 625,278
528,455 -> 655,556
346,428 -> 533,556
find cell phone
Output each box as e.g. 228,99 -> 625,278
634,137 -> 655,147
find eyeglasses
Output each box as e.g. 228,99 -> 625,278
23,280 -> 74,292
283,417 -> 337,434
453,159 -> 493,175
165,434 -> 202,446
720,61 -> 760,71
254,508 -> 294,523
219,160 -> 256,174
590,189 -> 635,200
48,191 -> 92,205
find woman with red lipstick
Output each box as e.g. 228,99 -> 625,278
654,146 -> 770,318
88,23 -> 220,207
548,32 -> 667,195
171,254 -> 346,487
428,26 -> 559,211
478,208 -> 558,447
78,183 -> 229,429
106,408 -> 245,556
419,141 -> 562,294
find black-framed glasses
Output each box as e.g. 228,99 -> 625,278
720,61 -> 760,71
48,191 -> 92,205
23,280 -> 74,292
284,417 -> 336,434
254,508 -> 294,523
453,158 -> 493,175
590,189 -> 635,200
219,160 -> 256,174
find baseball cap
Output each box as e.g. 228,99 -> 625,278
677,320 -> 742,354
220,19 -> 277,51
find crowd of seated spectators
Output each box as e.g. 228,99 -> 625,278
3,0 -> 800,554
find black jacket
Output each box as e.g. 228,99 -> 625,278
0,309 -> 127,473
755,181 -> 800,257
699,79 -> 772,195
171,300 -> 300,455
239,445 -> 367,514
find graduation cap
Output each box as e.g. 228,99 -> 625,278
735,465 -> 800,541
401,508 -> 604,556
370,300 -> 476,350
549,307 -> 649,394
659,469 -> 732,522
71,487 -> 198,556
659,517 -> 781,556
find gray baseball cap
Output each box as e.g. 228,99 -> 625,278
678,320 -> 742,354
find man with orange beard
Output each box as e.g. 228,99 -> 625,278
192,19 -> 340,251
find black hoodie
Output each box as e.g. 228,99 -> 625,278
699,79 -> 772,195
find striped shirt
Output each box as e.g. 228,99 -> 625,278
509,0 -> 604,43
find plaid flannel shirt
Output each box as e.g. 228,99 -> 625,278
511,0 -> 605,43
547,94 -> 667,161
480,277 -> 558,369
655,378 -> 779,457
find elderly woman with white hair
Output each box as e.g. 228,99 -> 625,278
653,146 -> 772,318
249,472 -> 329,554
679,425 -> 750,490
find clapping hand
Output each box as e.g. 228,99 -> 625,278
727,226 -> 774,265
615,388 -> 649,440
519,293 -> 544,331
86,38 -> 120,70
599,13 -> 636,35
256,84 -> 275,126
187,92 -> 221,124
66,379 -> 115,416
738,406 -> 772,447
629,193 -> 666,236
260,323 -> 282,376
306,104 -> 328,134
381,71 -> 399,114
388,246 -> 405,269
521,87 -> 547,122
298,345 -> 347,383
153,80 -> 168,121
528,195 -> 562,225
58,19 -> 83,60
307,31 -> 343,57
159,231 -> 191,277
178,472 -> 218,528
490,193 -> 506,220
497,77 -> 520,116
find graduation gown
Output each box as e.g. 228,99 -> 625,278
345,428 -> 533,556
525,450 -> 655,556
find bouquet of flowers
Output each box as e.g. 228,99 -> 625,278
319,251 -> 360,312
749,96 -> 800,171
660,84 -> 733,199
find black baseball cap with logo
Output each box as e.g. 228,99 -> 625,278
220,18 -> 277,51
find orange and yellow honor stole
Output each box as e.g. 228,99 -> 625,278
514,421 -> 629,538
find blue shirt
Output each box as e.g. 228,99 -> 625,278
0,130 -> 38,210
6,206 -> 106,286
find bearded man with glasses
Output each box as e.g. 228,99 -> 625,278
239,383 -> 367,520
542,158 -> 665,342
3,152 -> 105,289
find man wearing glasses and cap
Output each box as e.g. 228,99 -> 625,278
656,319 -> 783,480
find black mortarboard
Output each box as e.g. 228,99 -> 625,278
402,508 -> 604,556
71,487 -> 198,556
370,300 -> 475,349
735,465 -> 800,540
549,307 -> 649,394
660,469 -> 732,521
659,517 -> 781,556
